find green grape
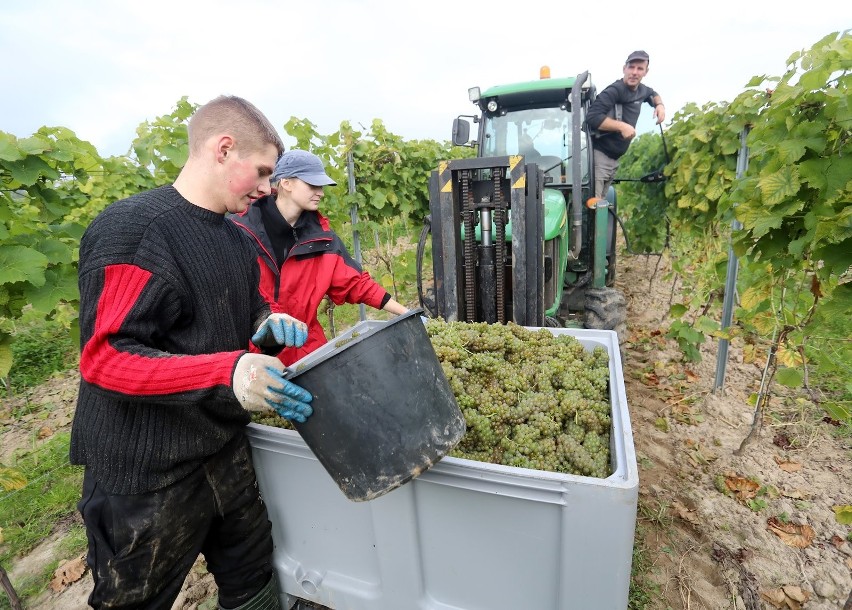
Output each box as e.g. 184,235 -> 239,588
426,319 -> 613,478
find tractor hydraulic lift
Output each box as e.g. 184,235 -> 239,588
429,156 -> 547,326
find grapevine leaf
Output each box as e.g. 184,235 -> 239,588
799,156 -> 852,199
798,67 -> 832,92
746,75 -> 768,87
776,344 -> 804,368
750,312 -> 777,335
17,135 -> 51,155
813,205 -> 852,246
787,235 -> 810,258
669,304 -> 688,318
758,167 -> 799,206
0,332 -> 11,379
369,190 -> 387,210
766,517 -> 815,548
704,174 -> 726,201
809,275 -> 822,299
817,283 -> 852,319
824,403 -> 851,425
0,466 -> 27,491
832,505 -> 852,526
740,285 -> 770,311
694,316 -> 719,334
736,203 -> 784,238
767,82 -> 802,105
814,242 -> 852,278
4,156 -> 59,186
0,245 -> 50,286
776,138 -> 820,164
29,266 -> 80,313
776,367 -> 803,388
35,239 -> 74,265
0,136 -> 23,161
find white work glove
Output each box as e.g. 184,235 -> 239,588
232,353 -> 313,423
252,313 -> 308,348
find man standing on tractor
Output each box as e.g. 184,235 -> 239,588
586,50 -> 666,199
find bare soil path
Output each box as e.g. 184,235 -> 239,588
618,253 -> 852,609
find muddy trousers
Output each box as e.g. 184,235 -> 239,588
77,434 -> 277,610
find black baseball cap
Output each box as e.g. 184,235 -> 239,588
626,50 -> 650,63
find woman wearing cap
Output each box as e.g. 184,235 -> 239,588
229,149 -> 408,366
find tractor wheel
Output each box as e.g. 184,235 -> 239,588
584,287 -> 627,341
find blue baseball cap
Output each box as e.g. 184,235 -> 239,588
271,150 -> 336,186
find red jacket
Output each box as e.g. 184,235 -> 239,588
230,196 -> 390,365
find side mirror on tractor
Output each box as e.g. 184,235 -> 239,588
452,118 -> 471,147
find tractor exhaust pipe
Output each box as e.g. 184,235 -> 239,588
569,71 -> 589,260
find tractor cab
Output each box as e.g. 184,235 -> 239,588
467,76 -> 592,189
453,71 -> 595,181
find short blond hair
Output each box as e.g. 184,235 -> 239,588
188,95 -> 284,157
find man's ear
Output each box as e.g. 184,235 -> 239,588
215,135 -> 235,163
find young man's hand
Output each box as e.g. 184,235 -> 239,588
619,123 -> 637,140
252,313 -> 308,348
232,353 -> 313,422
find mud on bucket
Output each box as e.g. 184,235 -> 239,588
288,309 -> 465,501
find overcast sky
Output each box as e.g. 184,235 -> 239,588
1,1 -> 847,158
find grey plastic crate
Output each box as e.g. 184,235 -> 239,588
246,325 -> 638,610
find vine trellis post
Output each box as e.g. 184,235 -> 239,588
713,127 -> 749,394
347,151 -> 366,323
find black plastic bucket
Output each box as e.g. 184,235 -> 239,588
287,309 -> 465,501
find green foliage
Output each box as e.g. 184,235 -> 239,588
0,432 -> 83,565
616,132 -> 669,253
629,31 -> 851,417
131,96 -> 194,182
665,320 -> 704,362
628,524 -> 657,609
281,116 -> 473,232
0,128 -> 100,376
0,98 -> 195,379
7,317 -> 78,392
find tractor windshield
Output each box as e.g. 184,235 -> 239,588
481,106 -> 589,186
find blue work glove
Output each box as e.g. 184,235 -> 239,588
252,313 -> 308,348
232,353 -> 313,422
267,369 -> 314,423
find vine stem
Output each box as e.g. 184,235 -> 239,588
0,564 -> 23,610
736,271 -> 788,455
735,271 -> 819,456
735,325 -> 779,456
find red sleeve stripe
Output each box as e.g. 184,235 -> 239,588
80,263 -> 239,395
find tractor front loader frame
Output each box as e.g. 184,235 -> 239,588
429,156 -> 545,326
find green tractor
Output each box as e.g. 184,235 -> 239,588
417,69 -> 628,332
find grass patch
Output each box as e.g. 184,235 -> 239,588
6,318 -> 78,394
806,297 -> 852,430
0,432 -> 83,565
628,523 -> 660,609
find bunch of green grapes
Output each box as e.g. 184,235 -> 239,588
427,319 -> 612,478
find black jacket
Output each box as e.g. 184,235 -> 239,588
586,79 -> 659,160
